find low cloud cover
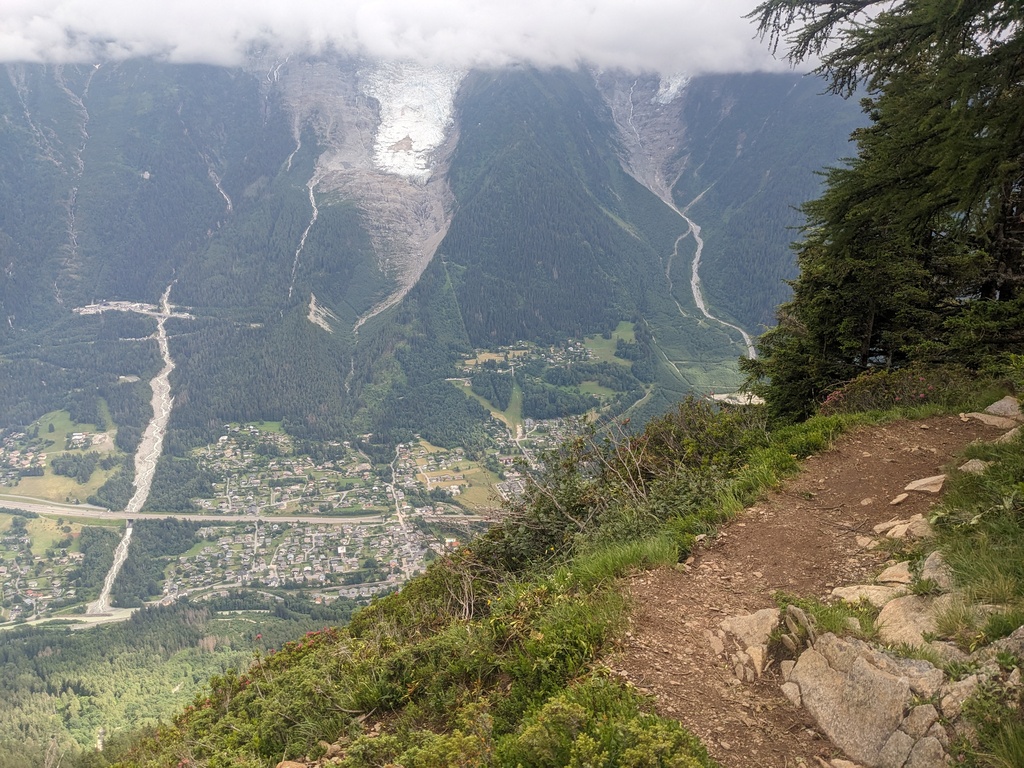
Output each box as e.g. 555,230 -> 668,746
0,0 -> 790,75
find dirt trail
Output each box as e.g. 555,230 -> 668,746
613,415 -> 1006,767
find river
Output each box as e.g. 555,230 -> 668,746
86,284 -> 177,614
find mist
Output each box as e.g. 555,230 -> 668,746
0,0 -> 791,75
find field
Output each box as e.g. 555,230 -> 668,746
583,321 -> 635,365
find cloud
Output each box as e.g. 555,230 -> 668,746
0,0 -> 792,74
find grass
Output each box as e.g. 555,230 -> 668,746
582,321 -> 635,366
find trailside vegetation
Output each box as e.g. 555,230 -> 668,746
742,0 -> 1024,420
80,397 -> 909,768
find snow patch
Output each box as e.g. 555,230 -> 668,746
361,62 -> 463,182
656,73 -> 690,104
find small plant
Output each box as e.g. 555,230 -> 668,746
911,578 -> 942,596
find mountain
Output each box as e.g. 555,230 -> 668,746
0,58 -> 862,470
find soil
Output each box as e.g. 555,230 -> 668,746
611,414 -> 1008,768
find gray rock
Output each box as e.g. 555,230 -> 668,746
879,729 -> 915,768
927,722 -> 949,748
995,425 -> 1020,444
985,396 -> 1022,421
965,412 -> 1019,429
920,551 -> 953,592
874,518 -> 905,534
940,675 -> 980,719
905,736 -> 947,768
780,659 -> 796,681
905,516 -> 935,540
814,633 -> 943,697
958,459 -> 993,475
901,704 -> 939,739
720,608 -> 779,650
781,681 -> 802,707
706,630 -> 724,656
791,649 -> 911,766
905,475 -> 947,494
985,624 -> 1024,659
877,595 -> 940,647
832,584 -> 901,608
877,561 -> 914,585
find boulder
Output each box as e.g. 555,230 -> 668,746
905,736 -> 947,768
878,729 -> 915,768
720,608 -> 779,650
877,561 -> 913,585
920,551 -> 954,592
905,475 -> 946,494
816,634 -> 943,698
901,704 -> 939,739
984,395 -> 1022,421
964,412 -> 1019,429
791,649 -> 911,766
877,595 -> 940,647
995,426 -> 1020,444
832,584 -> 901,608
781,681 -> 802,707
940,675 -> 980,719
958,459 -> 993,475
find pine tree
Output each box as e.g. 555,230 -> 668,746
743,0 -> 1024,417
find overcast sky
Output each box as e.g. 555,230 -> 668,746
0,0 -> 792,75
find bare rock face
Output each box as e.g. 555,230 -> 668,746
877,595 -> 943,647
790,649 -> 910,766
784,634 -> 950,767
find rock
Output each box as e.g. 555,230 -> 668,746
831,762 -> 866,768
844,616 -> 863,634
791,648 -> 911,766
985,396 -> 1022,421
887,523 -> 912,539
920,551 -> 954,592
706,630 -> 725,656
995,426 -> 1020,444
965,412 -> 1020,429
277,763 -> 307,768
905,475 -> 947,494
816,634 -> 943,698
927,722 -> 950,748
781,681 -> 802,707
984,625 -> 1024,658
940,675 -> 980,719
878,729 -> 915,768
786,604 -> 817,643
877,595 -> 940,647
857,535 -> 876,548
832,584 -> 900,608
890,493 -> 909,506
905,736 -> 947,768
901,704 -> 939,739
905,516 -> 935,539
958,459 -> 993,475
748,645 -> 766,676
781,633 -> 799,654
874,518 -> 904,534
1008,668 -> 1021,687
720,608 -> 779,650
877,561 -> 913,585
781,659 -> 796,681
